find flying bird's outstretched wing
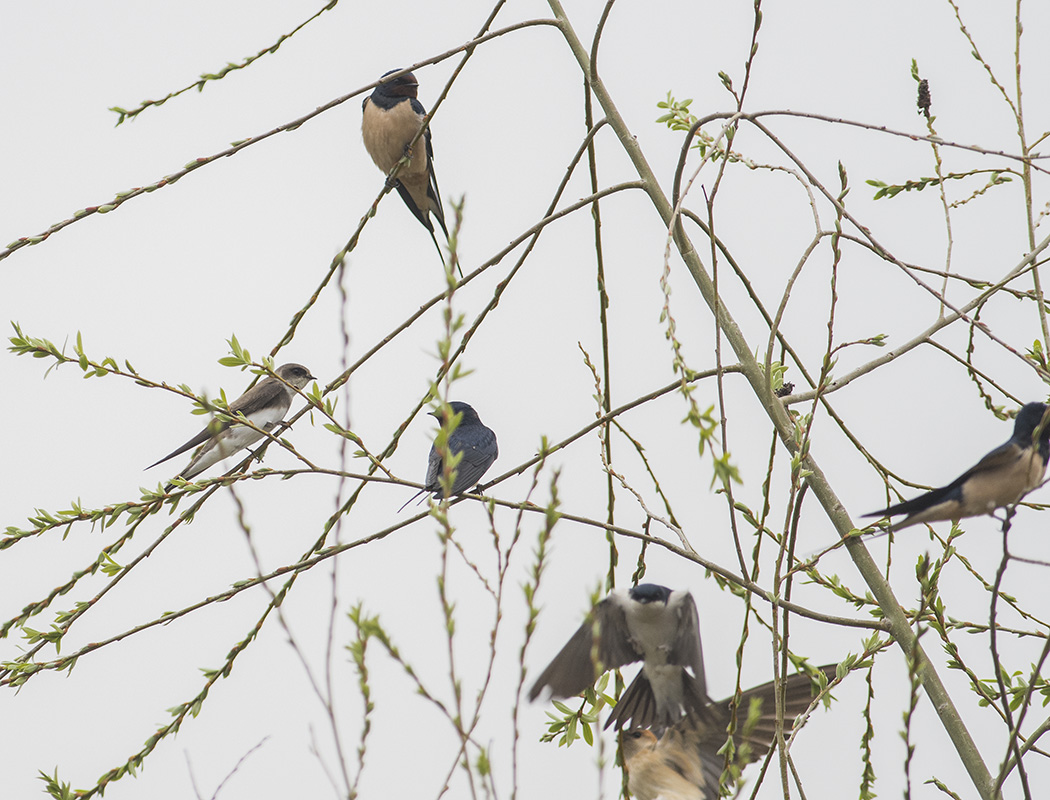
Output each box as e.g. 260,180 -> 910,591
528,597 -> 638,701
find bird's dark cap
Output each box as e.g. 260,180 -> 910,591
628,583 -> 672,604
275,363 -> 317,384
429,401 -> 477,419
378,68 -> 418,88
1015,402 -> 1050,438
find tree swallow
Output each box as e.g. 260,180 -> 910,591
400,401 -> 498,509
362,69 -> 449,263
866,401 -> 1050,529
619,665 -> 836,800
148,363 -> 316,490
529,584 -> 709,735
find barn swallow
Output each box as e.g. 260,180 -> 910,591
148,363 -> 316,490
866,401 -> 1050,530
619,665 -> 836,800
399,401 -> 498,510
362,69 -> 450,265
529,584 -> 709,735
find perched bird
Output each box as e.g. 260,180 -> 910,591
148,363 -> 316,490
529,584 -> 709,735
362,69 -> 450,264
400,401 -> 498,509
866,401 -> 1050,530
620,665 -> 837,800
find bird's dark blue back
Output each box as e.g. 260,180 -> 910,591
424,402 -> 498,496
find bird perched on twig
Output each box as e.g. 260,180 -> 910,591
529,584 -> 709,736
399,401 -> 498,510
362,69 -> 451,267
620,664 -> 837,800
865,401 -> 1050,530
148,363 -> 316,491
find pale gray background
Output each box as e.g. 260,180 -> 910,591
2,1 -> 1048,798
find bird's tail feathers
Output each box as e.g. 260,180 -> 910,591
864,482 -> 957,521
605,670 -> 713,736
430,197 -> 449,241
426,170 -> 449,242
604,671 -> 657,733
398,489 -> 427,514
428,226 -> 463,279
681,670 -> 718,726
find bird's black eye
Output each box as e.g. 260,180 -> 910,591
629,731 -> 643,740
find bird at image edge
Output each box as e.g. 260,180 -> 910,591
865,401 -> 1050,530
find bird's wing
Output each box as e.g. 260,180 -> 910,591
527,619 -> 598,701
178,423 -> 268,482
869,442 -> 1021,518
714,665 -> 835,759
596,596 -> 645,668
868,481 -> 960,519
228,377 -> 289,421
147,418 -> 229,470
394,181 -> 436,233
960,440 -> 1023,480
423,444 -> 443,491
448,429 -> 497,493
408,97 -> 447,238
422,127 -> 448,238
529,598 -> 639,701
149,377 -> 290,471
426,417 -> 493,495
681,663 -> 836,789
668,594 -> 707,694
407,98 -> 434,167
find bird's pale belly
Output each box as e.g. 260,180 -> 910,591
362,100 -> 427,175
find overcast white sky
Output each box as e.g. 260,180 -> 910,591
3,1 -> 1050,798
